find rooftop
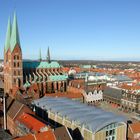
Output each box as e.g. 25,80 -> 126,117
14,130 -> 56,140
45,89 -> 83,99
17,113 -> 47,133
32,97 -> 127,133
103,87 -> 123,100
23,61 -> 60,69
129,122 -> 140,134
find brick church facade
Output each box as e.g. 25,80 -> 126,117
4,13 -> 68,97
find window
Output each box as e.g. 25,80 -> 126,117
14,78 -> 16,84
18,71 -> 20,75
112,129 -> 115,135
14,71 -> 16,75
106,131 -> 109,136
109,130 -> 113,135
17,62 -> 19,67
112,136 -> 115,140
17,56 -> 19,60
14,55 -> 16,60
14,62 -> 16,67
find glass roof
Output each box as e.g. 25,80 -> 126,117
32,97 -> 127,132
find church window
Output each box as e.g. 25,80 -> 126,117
18,71 -> 20,75
14,55 -> 16,60
14,78 -> 16,84
14,71 -> 16,75
14,62 -> 16,67
17,62 -> 19,67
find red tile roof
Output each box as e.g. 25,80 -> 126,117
17,113 -> 47,133
129,122 -> 140,133
14,130 -> 56,140
46,87 -> 83,99
119,84 -> 140,92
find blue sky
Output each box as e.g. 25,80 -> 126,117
0,0 -> 140,60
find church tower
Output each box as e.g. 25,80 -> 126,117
4,13 -> 23,94
47,47 -> 51,63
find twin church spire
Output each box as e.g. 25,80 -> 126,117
5,13 -> 51,63
39,47 -> 51,63
4,13 -> 20,53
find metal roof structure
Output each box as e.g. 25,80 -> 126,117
32,97 -> 127,133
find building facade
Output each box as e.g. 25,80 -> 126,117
4,14 -> 23,94
32,97 -> 127,140
83,80 -> 106,104
121,91 -> 140,113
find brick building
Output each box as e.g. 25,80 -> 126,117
4,13 -> 68,97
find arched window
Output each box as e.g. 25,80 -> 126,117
17,79 -> 21,87
14,71 -> 16,75
14,62 -> 16,67
17,56 -> 19,60
18,71 -> 20,75
17,62 -> 19,67
14,55 -> 16,60
14,78 -> 16,84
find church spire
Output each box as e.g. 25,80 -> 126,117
4,17 -> 11,53
39,48 -> 42,61
47,47 -> 51,63
10,12 -> 21,52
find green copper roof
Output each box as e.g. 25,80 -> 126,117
37,61 -> 60,68
23,61 -> 60,69
23,81 -> 31,88
10,13 -> 20,52
4,18 -> 11,53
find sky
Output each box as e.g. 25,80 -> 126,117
0,0 -> 140,61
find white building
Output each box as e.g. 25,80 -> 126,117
83,89 -> 103,104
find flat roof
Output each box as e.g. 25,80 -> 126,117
32,97 -> 127,133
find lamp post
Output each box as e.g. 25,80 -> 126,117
3,92 -> 7,130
